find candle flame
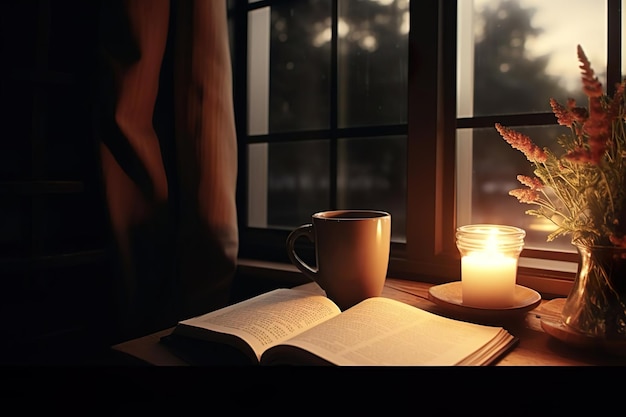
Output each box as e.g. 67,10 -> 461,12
486,230 -> 499,252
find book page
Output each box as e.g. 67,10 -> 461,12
264,297 -> 508,366
177,288 -> 341,362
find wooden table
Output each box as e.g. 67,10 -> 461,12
111,277 -> 626,366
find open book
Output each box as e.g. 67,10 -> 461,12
165,288 -> 518,366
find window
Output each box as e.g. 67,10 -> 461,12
456,0 -> 623,294
229,0 -> 624,297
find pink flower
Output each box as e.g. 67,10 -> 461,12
509,188 -> 539,204
495,123 -> 548,163
567,45 -> 612,164
577,45 -> 603,98
609,234 -> 626,249
497,45 -> 626,248
549,98 -> 588,129
517,175 -> 543,190
563,149 -> 595,164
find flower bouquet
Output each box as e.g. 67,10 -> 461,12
495,45 -> 626,342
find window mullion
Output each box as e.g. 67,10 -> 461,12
607,0 -> 622,94
395,0 -> 459,282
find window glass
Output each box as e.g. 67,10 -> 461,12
457,0 -> 606,259
338,136 -> 407,241
236,0 -> 622,289
247,143 -> 269,228
268,140 -> 330,228
458,125 -> 573,253
248,140 -> 330,229
269,0 -> 331,132
246,0 -> 409,241
458,0 -> 606,118
248,7 -> 270,135
337,0 -> 409,127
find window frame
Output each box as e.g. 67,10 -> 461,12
229,0 -> 623,298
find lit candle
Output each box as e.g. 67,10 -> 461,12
456,224 -> 525,308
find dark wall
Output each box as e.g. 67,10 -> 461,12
0,0 -> 305,365
0,0 -> 116,365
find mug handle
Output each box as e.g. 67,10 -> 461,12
286,224 -> 317,281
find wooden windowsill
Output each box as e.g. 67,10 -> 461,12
235,257 -> 573,299
113,274 -> 626,366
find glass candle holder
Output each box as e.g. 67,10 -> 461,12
456,224 -> 526,308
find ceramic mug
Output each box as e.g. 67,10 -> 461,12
286,210 -> 391,310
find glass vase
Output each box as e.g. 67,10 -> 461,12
561,241 -> 626,340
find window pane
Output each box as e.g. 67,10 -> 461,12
338,0 -> 409,127
247,143 -> 268,228
248,7 -> 270,135
457,125 -> 575,253
248,141 -> 330,229
338,136 -> 406,242
269,0 -> 331,132
266,140 -> 330,229
247,2 -> 331,135
458,0 -> 606,118
456,0 -> 607,262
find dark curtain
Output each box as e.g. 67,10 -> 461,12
97,0 -> 238,341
